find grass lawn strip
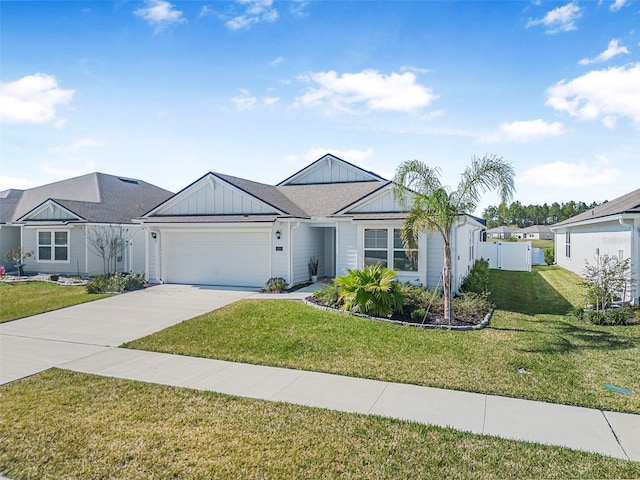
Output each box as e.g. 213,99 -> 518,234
1,370 -> 639,479
126,266 -> 640,415
0,282 -> 110,323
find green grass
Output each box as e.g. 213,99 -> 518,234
486,238 -> 553,248
0,282 -> 110,323
2,369 -> 639,479
127,266 -> 640,414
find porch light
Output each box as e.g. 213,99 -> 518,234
275,230 -> 281,240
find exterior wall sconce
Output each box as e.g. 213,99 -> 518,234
275,230 -> 281,240
151,232 -> 157,239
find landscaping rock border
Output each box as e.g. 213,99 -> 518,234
303,297 -> 493,331
0,274 -> 88,286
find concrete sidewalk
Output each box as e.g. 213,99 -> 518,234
61,347 -> 640,462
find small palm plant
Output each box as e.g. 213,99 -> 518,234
334,264 -> 404,317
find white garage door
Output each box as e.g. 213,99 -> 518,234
163,230 -> 271,287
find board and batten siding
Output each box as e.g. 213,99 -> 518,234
336,221 -> 358,277
27,203 -> 78,221
286,162 -> 375,185
349,191 -> 403,213
147,231 -> 160,283
270,222 -> 289,282
160,179 -> 277,216
0,226 -> 20,270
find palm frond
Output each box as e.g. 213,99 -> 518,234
453,154 -> 515,213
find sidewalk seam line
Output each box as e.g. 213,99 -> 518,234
482,395 -> 488,434
601,410 -> 629,461
0,333 -> 112,348
367,383 -> 390,414
268,370 -> 308,401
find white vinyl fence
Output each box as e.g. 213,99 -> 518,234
478,241 -> 532,272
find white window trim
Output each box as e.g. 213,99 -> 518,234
363,227 -> 418,272
37,229 -> 71,263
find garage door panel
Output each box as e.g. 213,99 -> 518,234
164,231 -> 270,287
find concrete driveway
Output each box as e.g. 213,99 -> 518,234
0,284 -> 254,385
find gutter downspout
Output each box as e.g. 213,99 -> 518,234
619,217 -> 638,305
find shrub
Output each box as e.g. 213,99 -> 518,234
397,282 -> 443,314
543,247 -> 555,265
264,277 -> 288,293
453,292 -> 493,319
313,282 -> 342,308
604,308 -> 632,325
86,273 -> 146,294
461,258 -> 490,294
410,308 -> 426,321
334,264 -> 404,317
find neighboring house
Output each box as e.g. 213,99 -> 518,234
137,154 -> 486,291
514,225 -> 554,241
552,187 -> 640,305
0,173 -> 173,276
486,225 -> 517,239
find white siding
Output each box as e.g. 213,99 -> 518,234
27,203 -> 78,221
160,178 -> 277,216
556,221 -> 632,276
128,227 -> 146,274
148,231 -> 160,283
349,190 -> 403,213
291,223 -> 324,285
336,221 -> 358,276
426,234 -> 445,291
271,222 -> 289,282
285,157 -> 379,185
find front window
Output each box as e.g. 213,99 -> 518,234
393,229 -> 417,271
364,228 -> 388,268
364,228 -> 418,272
38,230 -> 69,262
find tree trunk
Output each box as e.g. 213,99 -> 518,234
443,237 -> 454,324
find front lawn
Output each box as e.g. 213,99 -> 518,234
0,282 -> 110,323
1,370 -> 638,479
126,266 -> 640,414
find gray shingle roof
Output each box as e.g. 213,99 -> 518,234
278,181 -> 389,217
486,225 -> 518,233
1,173 -> 173,224
554,187 -> 640,227
215,173 -> 308,217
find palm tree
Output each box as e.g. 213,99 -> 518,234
393,155 -> 515,323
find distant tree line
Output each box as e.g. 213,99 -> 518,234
482,200 -> 604,229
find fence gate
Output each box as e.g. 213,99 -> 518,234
478,242 -> 531,272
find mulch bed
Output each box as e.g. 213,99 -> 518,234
305,296 -> 492,330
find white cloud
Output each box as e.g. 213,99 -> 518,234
134,0 -> 186,33
289,0 -> 309,17
48,137 -> 103,155
480,119 -> 566,143
0,73 -> 74,125
579,39 -> 629,65
0,176 -> 39,191
610,0 -> 628,11
400,65 -> 430,74
199,6 -> 214,18
296,69 -> 437,114
546,62 -> 640,128
270,56 -> 284,66
226,0 -> 278,30
230,94 -> 257,111
526,2 -> 581,34
263,97 -> 280,106
519,158 -> 622,188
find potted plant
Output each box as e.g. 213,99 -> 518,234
308,256 -> 319,282
49,270 -> 59,282
4,247 -> 33,277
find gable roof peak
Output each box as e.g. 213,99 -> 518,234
277,153 -> 386,186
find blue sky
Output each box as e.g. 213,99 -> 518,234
1,0 -> 639,215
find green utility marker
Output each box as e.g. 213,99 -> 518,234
604,383 -> 635,396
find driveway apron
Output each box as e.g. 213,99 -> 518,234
0,284 -> 253,385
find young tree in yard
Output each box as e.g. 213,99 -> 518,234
583,253 -> 634,311
87,225 -> 133,276
393,155 -> 515,323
